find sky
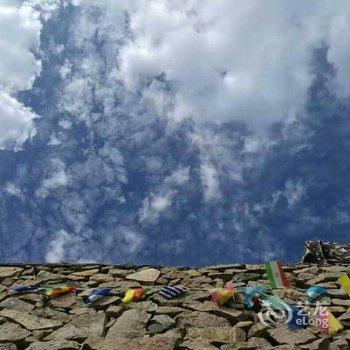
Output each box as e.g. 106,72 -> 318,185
0,0 -> 350,266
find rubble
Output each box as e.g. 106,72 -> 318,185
0,263 -> 348,349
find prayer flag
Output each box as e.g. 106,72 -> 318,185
6,286 -> 39,295
306,286 -> 326,302
83,288 -> 113,304
265,261 -> 289,289
159,285 -> 188,299
43,285 -> 76,299
338,274 -> 350,297
122,288 -> 145,303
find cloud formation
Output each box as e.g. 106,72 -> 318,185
0,2 -> 41,149
0,1 -> 350,266
115,0 -> 350,130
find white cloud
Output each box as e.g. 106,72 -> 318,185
0,4 -> 41,91
200,163 -> 220,203
112,0 -> 350,131
45,229 -> 72,263
36,159 -> 69,198
0,3 -> 42,149
0,92 -> 37,150
139,167 -> 189,223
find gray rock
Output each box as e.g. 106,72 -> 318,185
126,268 -> 160,283
71,269 -> 99,277
148,314 -> 175,334
85,334 -> 176,350
0,297 -> 34,312
0,309 -> 62,331
0,344 -> 18,350
185,326 -> 245,343
26,340 -> 80,350
267,325 -> 316,345
0,267 -> 23,279
0,322 -> 31,343
45,312 -> 106,341
179,340 -> 219,350
155,306 -> 187,316
176,311 -> 230,328
107,309 -> 151,339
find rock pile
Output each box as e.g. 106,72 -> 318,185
0,263 -> 349,349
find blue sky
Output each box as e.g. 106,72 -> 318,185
0,0 -> 349,266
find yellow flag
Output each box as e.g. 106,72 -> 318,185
122,289 -> 135,304
338,274 -> 350,297
327,310 -> 343,336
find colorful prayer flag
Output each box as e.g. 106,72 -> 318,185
338,274 -> 350,298
318,308 -> 343,336
265,261 -> 289,289
210,288 -> 234,306
238,286 -> 267,309
306,286 -> 326,302
83,288 -> 113,304
287,304 -> 308,330
43,285 -> 76,299
159,285 -> 188,299
6,286 -> 39,295
122,288 -> 145,303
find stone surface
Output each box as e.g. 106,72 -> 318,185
267,325 -> 317,345
0,263 -> 348,349
0,267 -> 23,279
0,298 -> 35,312
185,326 -> 246,343
126,268 -> 160,283
44,312 -> 105,341
107,309 -> 151,339
84,334 -> 176,350
0,309 -> 62,330
0,322 -> 31,343
26,340 -> 80,350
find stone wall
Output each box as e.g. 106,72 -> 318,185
0,263 -> 349,349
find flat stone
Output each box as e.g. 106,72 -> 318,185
31,308 -> 72,324
0,344 -> 17,350
105,305 -> 123,317
300,338 -> 330,349
155,306 -> 187,316
332,299 -> 350,307
179,341 -> 218,350
0,322 -> 31,343
108,268 -> 130,277
148,314 -> 175,334
69,307 -> 95,316
326,289 -> 348,298
36,270 -> 64,283
329,338 -> 349,350
222,338 -> 273,349
185,326 -> 246,343
48,294 -> 83,309
126,268 -> 160,283
176,311 -> 230,328
0,297 -> 34,312
0,309 -> 62,331
26,340 -> 80,350
248,323 -> 269,338
45,312 -> 106,341
71,269 -> 99,277
125,300 -> 158,312
89,274 -> 114,283
84,334 -> 176,350
267,324 -> 316,345
0,267 -> 23,279
107,309 -> 151,339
